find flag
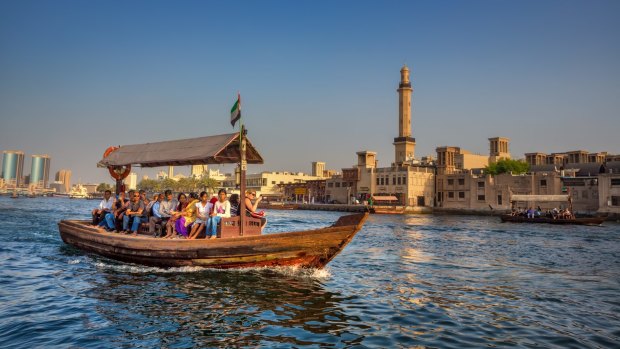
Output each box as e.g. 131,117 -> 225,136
230,93 -> 241,127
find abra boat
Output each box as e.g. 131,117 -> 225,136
58,130 -> 369,269
500,215 -> 605,226
59,213 -> 367,268
501,194 -> 605,226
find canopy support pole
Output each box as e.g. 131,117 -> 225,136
239,125 -> 247,236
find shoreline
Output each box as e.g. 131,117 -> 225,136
260,203 -> 620,221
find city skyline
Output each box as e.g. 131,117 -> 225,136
1,0 -> 619,184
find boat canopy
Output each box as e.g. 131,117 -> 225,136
510,194 -> 570,202
371,195 -> 399,201
98,133 -> 264,168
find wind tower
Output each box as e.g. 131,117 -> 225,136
393,65 -> 416,166
488,137 -> 511,163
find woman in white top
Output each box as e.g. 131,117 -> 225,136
206,189 -> 231,239
188,191 -> 209,240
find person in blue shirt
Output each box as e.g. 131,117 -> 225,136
148,193 -> 164,237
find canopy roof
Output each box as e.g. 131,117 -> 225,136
510,194 -> 570,202
98,133 -> 264,168
372,195 -> 399,201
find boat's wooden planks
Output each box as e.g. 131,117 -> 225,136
500,214 -> 605,226
58,212 -> 368,268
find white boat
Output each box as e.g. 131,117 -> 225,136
69,184 -> 88,199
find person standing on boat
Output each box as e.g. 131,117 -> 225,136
189,192 -> 210,239
206,189 -> 231,239
122,191 -> 146,236
245,190 -> 266,228
92,190 -> 115,226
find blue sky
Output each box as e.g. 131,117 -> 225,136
1,0 -> 619,184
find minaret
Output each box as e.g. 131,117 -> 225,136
393,65 -> 416,166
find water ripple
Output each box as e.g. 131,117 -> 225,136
1,197 -> 619,348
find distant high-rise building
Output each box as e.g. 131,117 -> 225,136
55,169 -> 72,193
2,150 -> 25,187
168,166 -> 174,179
30,154 -> 51,189
312,162 -> 325,177
127,172 -> 137,190
191,165 -> 208,178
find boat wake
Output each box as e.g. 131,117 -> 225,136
69,258 -> 331,279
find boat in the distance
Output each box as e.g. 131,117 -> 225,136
58,130 -> 369,269
500,194 -> 605,226
69,184 -> 88,199
500,215 -> 605,226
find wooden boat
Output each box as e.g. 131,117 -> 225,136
58,129 -> 369,269
59,212 -> 368,268
371,206 -> 404,214
501,193 -> 604,226
500,214 -> 605,226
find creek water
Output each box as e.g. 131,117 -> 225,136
1,197 -> 619,348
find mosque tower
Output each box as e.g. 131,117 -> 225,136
393,65 -> 416,166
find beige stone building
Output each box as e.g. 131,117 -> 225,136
598,172 -> 620,215
346,66 -> 435,207
438,171 -> 566,210
222,171 -> 322,199
489,137 -> 511,163
436,146 -> 489,175
312,162 -> 325,177
526,150 -> 612,167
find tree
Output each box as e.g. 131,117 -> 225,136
485,159 -> 530,175
160,178 -> 178,193
198,176 -> 219,194
96,182 -> 113,193
137,179 -> 158,192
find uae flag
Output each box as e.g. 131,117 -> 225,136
230,93 -> 241,127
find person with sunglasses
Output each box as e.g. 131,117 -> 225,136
122,191 -> 146,236
245,190 -> 266,229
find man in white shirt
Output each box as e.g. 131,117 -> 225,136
92,190 -> 115,226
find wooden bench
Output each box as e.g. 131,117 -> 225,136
218,216 -> 262,238
137,217 -> 262,238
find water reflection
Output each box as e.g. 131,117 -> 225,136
86,263 -> 368,348
3,198 -> 620,348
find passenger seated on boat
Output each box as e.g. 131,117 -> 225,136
105,191 -> 129,232
527,207 -> 535,219
189,192 -> 210,240
206,189 -> 231,239
92,190 -> 115,226
562,209 -> 572,219
145,193 -> 158,218
138,190 -> 148,206
148,193 -> 165,237
175,192 -> 199,238
160,190 -> 176,220
165,193 -> 186,239
229,193 -> 240,216
122,191 -> 146,236
245,190 -> 267,229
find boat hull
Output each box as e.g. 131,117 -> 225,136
500,214 -> 605,226
58,213 -> 368,269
